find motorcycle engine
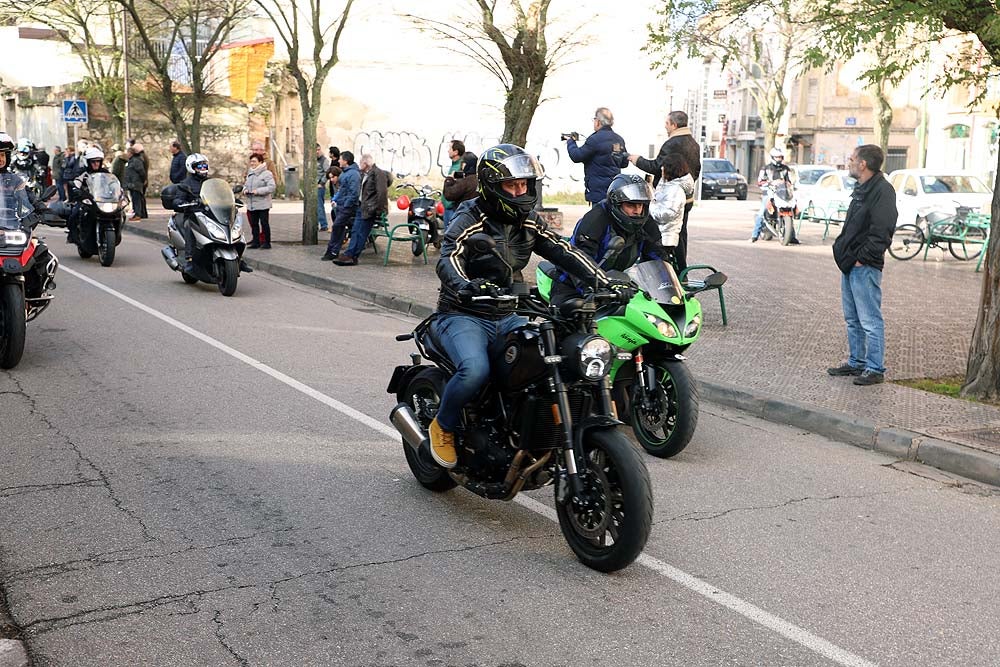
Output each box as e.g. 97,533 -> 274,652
461,417 -> 515,482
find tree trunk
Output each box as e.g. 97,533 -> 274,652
190,94 -> 203,152
300,104 -> 319,246
961,154 -> 1000,399
871,82 -> 893,154
502,66 -> 544,146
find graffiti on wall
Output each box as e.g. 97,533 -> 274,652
354,128 -> 585,189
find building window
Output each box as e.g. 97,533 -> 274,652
806,79 -> 818,116
885,148 -> 908,173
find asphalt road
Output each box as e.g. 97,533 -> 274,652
2,233 -> 999,667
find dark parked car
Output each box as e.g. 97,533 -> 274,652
700,158 -> 748,200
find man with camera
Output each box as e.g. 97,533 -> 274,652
565,108 -> 629,207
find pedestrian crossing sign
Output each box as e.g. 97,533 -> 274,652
62,100 -> 88,124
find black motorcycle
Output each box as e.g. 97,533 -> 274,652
71,173 -> 126,267
0,176 -> 59,369
395,183 -> 443,255
388,234 -> 653,572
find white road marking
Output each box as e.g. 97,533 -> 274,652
62,265 -> 877,667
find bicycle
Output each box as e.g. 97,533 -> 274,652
888,205 -> 989,261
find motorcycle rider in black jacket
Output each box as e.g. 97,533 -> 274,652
66,146 -> 110,244
752,147 -> 800,244
550,174 -> 666,306
174,153 -> 251,275
428,144 -> 634,469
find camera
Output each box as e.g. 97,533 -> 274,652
560,132 -> 579,141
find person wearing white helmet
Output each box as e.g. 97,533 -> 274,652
751,146 -> 800,244
66,145 -> 109,244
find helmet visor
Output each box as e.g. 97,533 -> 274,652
482,153 -> 544,183
615,181 -> 652,203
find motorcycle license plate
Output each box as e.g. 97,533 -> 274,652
720,188 -> 734,193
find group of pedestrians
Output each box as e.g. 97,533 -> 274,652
317,150 -> 393,266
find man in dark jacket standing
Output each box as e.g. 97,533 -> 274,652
169,140 -> 187,184
566,107 -> 628,206
335,153 -> 390,266
828,145 -> 896,386
629,110 -> 701,271
124,144 -> 148,220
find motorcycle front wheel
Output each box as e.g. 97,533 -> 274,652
779,215 -> 794,245
0,283 -> 26,369
629,361 -> 699,458
401,367 -> 457,492
412,228 -> 428,256
217,258 -> 239,296
98,227 -> 116,267
556,428 -> 652,572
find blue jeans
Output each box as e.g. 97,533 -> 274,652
317,186 -> 327,230
841,264 -> 885,374
752,198 -> 767,237
442,206 -> 454,231
325,206 -> 356,256
344,209 -> 373,259
433,313 -> 527,431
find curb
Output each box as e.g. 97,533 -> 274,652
0,640 -> 28,667
124,227 -> 1000,488
700,381 -> 1000,488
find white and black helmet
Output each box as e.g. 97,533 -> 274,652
185,153 -> 209,177
82,146 -> 105,162
769,146 -> 785,162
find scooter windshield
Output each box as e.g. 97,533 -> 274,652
89,173 -> 123,203
626,260 -> 686,306
0,172 -> 32,231
199,178 -> 236,227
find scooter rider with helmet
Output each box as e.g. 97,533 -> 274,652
174,153 -> 252,274
751,146 -> 800,244
66,146 -> 109,244
428,143 -> 635,469
549,173 -> 666,307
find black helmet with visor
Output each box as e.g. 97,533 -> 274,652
606,173 -> 652,234
476,144 -> 544,225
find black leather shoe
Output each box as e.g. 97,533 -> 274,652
321,253 -> 337,261
853,370 -> 885,385
827,364 -> 863,376
239,260 -> 253,273
333,255 -> 358,266
788,238 -> 801,245
248,242 -> 261,249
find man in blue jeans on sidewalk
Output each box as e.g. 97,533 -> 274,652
828,144 -> 896,386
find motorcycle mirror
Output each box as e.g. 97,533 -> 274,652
467,232 -> 496,255
40,185 -> 58,201
704,272 -> 728,288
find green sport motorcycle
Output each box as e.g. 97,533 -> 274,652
537,257 -> 726,458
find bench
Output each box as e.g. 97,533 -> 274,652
680,264 -> 727,326
368,213 -> 428,266
797,203 -> 847,241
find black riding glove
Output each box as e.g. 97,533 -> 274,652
458,278 -> 500,303
607,279 -> 636,304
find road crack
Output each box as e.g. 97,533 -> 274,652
212,610 -> 249,666
0,479 -> 103,498
654,492 -> 890,524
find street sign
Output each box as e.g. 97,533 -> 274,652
62,100 -> 88,124
845,117 -> 857,127
713,90 -> 727,99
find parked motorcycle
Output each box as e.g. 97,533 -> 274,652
160,178 -> 248,296
388,234 -> 652,572
760,180 -> 798,245
537,245 -> 726,458
395,183 -> 444,255
0,177 -> 59,369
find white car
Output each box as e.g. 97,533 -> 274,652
802,169 -> 856,216
790,164 -> 837,203
887,169 -> 993,225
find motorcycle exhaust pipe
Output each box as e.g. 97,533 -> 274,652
161,246 -> 180,271
389,403 -> 428,453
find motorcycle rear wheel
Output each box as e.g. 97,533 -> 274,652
630,361 -> 699,458
556,428 -> 652,572
401,368 -> 457,492
0,283 -> 26,369
98,228 -> 116,267
77,245 -> 93,259
217,258 -> 239,296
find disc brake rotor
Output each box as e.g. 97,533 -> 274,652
568,467 -> 612,540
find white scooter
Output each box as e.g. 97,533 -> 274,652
760,179 -> 799,245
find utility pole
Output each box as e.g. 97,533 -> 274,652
122,8 -> 131,141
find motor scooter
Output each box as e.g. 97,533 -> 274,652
395,183 -> 444,255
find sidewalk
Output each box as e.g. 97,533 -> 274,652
126,198 -> 1000,486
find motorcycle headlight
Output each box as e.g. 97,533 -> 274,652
98,202 -> 118,213
578,336 -> 612,380
0,229 -> 27,246
684,314 -> 701,338
644,313 -> 678,339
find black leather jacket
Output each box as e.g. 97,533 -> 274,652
436,200 -> 610,317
